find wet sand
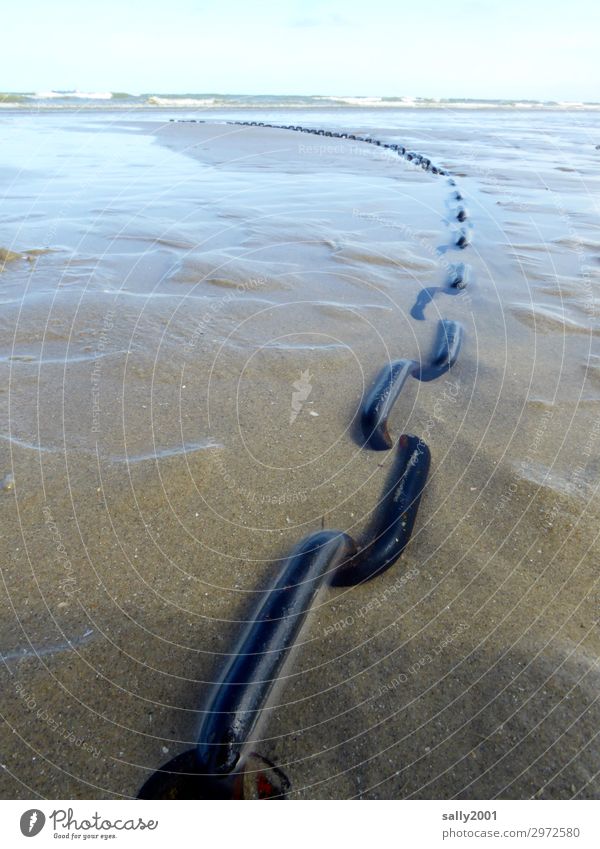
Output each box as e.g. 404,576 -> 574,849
0,113 -> 599,799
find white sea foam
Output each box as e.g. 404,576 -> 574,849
146,96 -> 217,107
27,90 -> 114,100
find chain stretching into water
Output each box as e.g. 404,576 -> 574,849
140,119 -> 471,799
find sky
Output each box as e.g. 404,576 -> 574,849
1,0 -> 599,101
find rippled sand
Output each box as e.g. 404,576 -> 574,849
0,112 -> 598,799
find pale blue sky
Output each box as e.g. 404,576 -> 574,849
1,0 -> 598,100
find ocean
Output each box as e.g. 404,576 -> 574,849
2,90 -> 600,111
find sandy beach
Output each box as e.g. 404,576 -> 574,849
0,110 -> 599,799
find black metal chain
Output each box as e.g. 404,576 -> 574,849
140,119 -> 472,799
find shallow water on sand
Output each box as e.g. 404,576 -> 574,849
0,109 -> 598,799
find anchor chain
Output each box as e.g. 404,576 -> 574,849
141,118 -> 473,798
